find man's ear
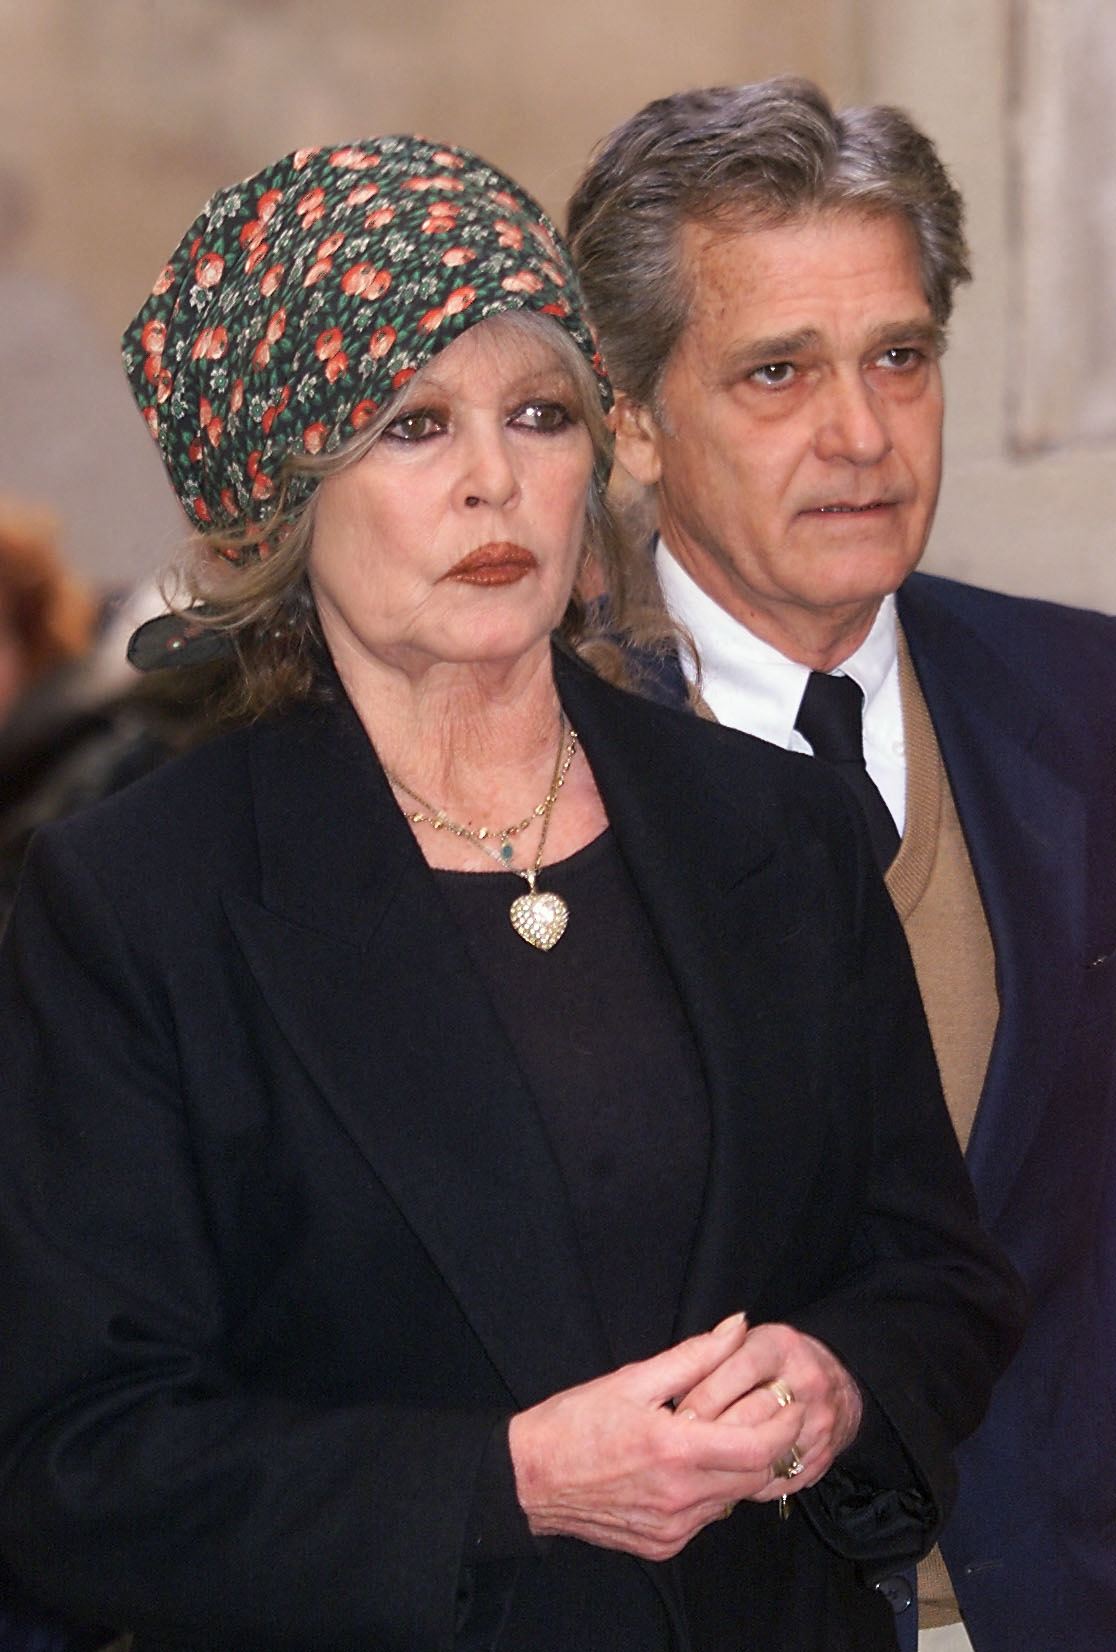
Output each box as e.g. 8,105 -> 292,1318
612,393 -> 664,487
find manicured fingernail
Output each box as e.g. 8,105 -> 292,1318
713,1311 -> 746,1334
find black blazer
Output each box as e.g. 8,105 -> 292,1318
0,645 -> 1022,1652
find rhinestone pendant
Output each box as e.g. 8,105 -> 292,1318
509,888 -> 569,950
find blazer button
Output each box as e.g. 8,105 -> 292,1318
874,1575 -> 914,1613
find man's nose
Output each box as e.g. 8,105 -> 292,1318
458,427 -> 519,510
813,371 -> 892,465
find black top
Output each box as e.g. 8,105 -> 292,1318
435,829 -> 710,1367
437,831 -> 715,1648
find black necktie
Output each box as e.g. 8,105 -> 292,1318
794,671 -> 900,871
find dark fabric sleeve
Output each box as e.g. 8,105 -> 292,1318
836,1386 -> 919,1493
462,1420 -> 541,1562
0,830 -> 512,1652
803,1389 -> 933,1568
0,1552 -> 108,1652
789,789 -> 1028,1568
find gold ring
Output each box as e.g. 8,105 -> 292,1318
765,1379 -> 795,1409
722,1502 -> 737,1519
771,1444 -> 805,1480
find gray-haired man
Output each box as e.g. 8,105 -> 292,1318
569,79 -> 1116,1652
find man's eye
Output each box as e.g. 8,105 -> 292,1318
384,410 -> 443,441
748,362 -> 796,388
512,401 -> 574,432
876,347 -> 924,371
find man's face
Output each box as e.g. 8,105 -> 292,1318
615,211 -> 945,661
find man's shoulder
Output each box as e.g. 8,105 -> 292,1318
900,570 -> 1115,648
899,571 -> 1116,705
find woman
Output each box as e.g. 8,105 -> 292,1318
0,138 -> 1022,1652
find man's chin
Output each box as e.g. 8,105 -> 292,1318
792,541 -> 925,607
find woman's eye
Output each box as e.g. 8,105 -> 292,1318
384,410 -> 443,442
748,361 -> 796,388
512,401 -> 574,433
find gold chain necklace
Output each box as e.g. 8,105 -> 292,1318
385,718 -> 580,950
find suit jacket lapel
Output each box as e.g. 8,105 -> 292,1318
225,689 -> 611,1408
898,581 -> 1093,1224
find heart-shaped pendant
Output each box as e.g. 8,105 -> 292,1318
509,889 -> 569,950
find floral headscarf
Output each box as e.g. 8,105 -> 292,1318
122,136 -> 610,560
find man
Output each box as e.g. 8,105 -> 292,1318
569,79 -> 1116,1652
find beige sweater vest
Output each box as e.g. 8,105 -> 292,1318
887,636 -> 1000,1629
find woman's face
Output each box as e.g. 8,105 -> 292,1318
307,318 -> 596,683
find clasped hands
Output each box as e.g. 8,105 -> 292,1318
509,1313 -> 863,1562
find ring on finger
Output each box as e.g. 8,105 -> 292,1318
771,1444 -> 805,1480
765,1379 -> 795,1409
722,1502 -> 737,1519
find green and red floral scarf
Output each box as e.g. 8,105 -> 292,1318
122,136 -> 610,559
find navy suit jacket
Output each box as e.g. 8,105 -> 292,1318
890,573 -> 1116,1651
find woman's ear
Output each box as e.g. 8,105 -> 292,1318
611,393 -> 664,487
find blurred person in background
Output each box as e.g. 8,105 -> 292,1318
0,524 -> 224,931
0,498 -> 95,728
0,498 -> 97,928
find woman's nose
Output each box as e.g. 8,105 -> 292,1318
459,428 -> 519,510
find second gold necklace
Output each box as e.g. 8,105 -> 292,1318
385,718 -> 579,951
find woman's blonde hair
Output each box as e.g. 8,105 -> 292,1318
164,312 -> 676,719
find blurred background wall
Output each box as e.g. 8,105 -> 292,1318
1,0 -> 1112,612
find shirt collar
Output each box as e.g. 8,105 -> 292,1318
654,536 -> 899,744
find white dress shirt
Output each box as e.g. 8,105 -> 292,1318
656,538 -> 908,834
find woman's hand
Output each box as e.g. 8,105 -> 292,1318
674,1320 -> 864,1503
507,1314 -> 806,1561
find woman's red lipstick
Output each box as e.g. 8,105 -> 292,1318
442,543 -> 538,586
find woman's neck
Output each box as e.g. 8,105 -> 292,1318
325,631 -> 607,874
332,636 -> 566,818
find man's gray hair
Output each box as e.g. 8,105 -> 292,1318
567,78 -> 971,407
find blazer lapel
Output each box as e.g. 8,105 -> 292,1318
225,690 -> 611,1408
899,581 -> 1095,1224
554,649 -> 838,1335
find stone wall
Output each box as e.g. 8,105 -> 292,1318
858,0 -> 1116,612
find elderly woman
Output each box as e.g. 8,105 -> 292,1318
0,139 -> 1021,1652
